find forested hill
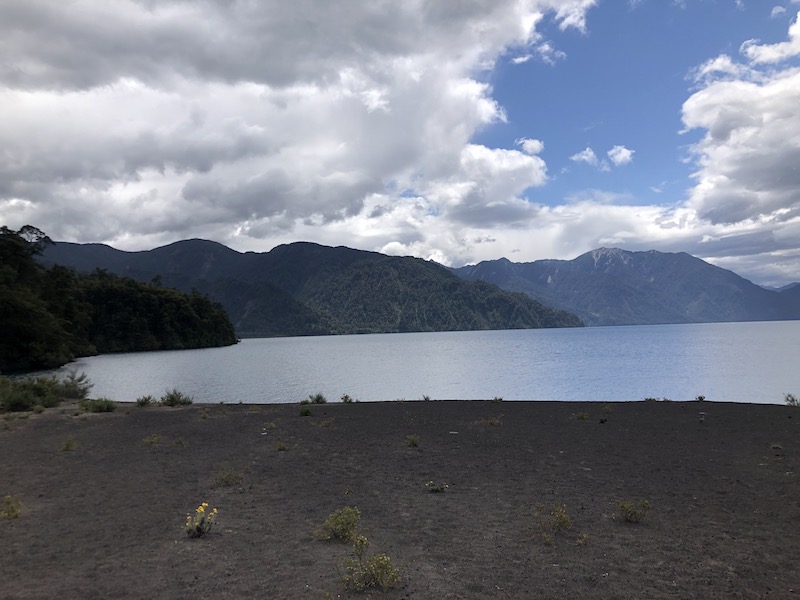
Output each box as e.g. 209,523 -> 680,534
1,226 -> 238,372
40,239 -> 584,337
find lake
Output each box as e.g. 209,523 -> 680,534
57,320 -> 799,405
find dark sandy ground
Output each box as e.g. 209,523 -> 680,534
1,399 -> 799,599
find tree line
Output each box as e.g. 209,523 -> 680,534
1,226 -> 238,372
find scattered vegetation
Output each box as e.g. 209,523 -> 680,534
136,395 -> 156,407
317,506 -> 361,542
492,396 -> 503,403
474,415 -> 503,426
264,421 -> 277,429
160,388 -> 193,406
695,395 -> 706,402
0,371 -> 93,412
142,434 -> 162,446
616,499 -> 650,523
574,412 -> 589,420
406,434 -> 420,447
275,440 -> 288,452
534,503 -> 571,544
299,406 -> 313,417
340,394 -> 355,403
214,467 -> 245,488
60,436 -> 77,452
185,502 -> 218,538
80,397 -> 116,413
424,480 -> 448,493
1,495 -> 22,519
422,394 -> 431,401
341,534 -> 400,592
576,532 -> 589,546
305,393 -> 327,404
785,393 -> 799,407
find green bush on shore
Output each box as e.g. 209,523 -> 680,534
0,370 -> 93,412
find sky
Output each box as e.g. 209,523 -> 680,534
2,1 -> 800,287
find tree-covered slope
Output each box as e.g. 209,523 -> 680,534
1,226 -> 238,371
40,240 -> 584,336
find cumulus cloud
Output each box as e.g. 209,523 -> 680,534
607,145 -> 635,166
682,11 -> 800,228
0,0 -> 597,249
771,6 -> 787,18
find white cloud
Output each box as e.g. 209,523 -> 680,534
741,11 -> 800,63
570,147 -> 601,166
607,145 -> 635,166
682,14 -> 800,228
516,138 -> 545,155
771,6 -> 787,18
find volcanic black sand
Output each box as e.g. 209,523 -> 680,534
1,399 -> 798,599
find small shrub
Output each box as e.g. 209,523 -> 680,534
185,502 -> 218,538
785,393 -> 799,407
161,388 -> 193,406
143,434 -> 162,446
576,532 -> 589,546
421,394 -> 431,402
317,506 -> 361,542
406,434 -> 420,447
60,370 -> 93,399
32,404 -> 45,414
214,467 -> 244,487
474,415 -> 503,426
80,397 -> 117,413
492,396 -> 503,403
424,480 -> 448,493
308,393 -> 327,404
175,437 -> 187,448
616,499 -> 650,523
534,503 -> 571,543
264,421 -> 277,429
695,395 -> 706,402
275,440 -> 288,452
299,406 -> 313,417
60,436 -> 77,452
340,394 -> 355,403
574,412 -> 590,420
342,535 -> 400,592
136,395 -> 156,407
1,495 -> 22,519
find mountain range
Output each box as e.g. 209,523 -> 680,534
451,247 -> 800,326
40,241 -> 799,331
39,240 -> 583,336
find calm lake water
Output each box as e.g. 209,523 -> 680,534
57,320 -> 799,405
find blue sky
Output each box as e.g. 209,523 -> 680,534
2,1 -> 799,286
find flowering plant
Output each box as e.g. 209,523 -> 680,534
185,502 -> 218,538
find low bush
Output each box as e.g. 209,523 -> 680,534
161,388 -> 193,406
574,412 -> 590,420
534,503 -> 571,544
474,415 -> 503,426
785,393 -> 799,407
80,397 -> 116,413
214,467 -> 244,487
340,394 -> 355,403
308,393 -> 327,404
299,406 -> 312,417
616,499 -> 650,523
142,434 -> 161,445
1,495 -> 22,519
406,434 -> 420,447
60,436 -> 77,451
342,534 -> 400,592
0,371 -> 93,412
424,480 -> 448,493
136,395 -> 156,407
317,506 -> 361,542
185,502 -> 218,538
